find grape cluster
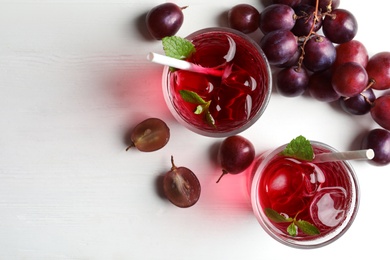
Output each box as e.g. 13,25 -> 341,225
227,0 -> 390,165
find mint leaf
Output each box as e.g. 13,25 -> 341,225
295,220 -> 320,236
265,208 -> 292,223
287,223 -> 298,236
281,135 -> 314,161
162,36 -> 195,60
179,90 -> 207,105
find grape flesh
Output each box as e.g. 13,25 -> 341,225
216,135 -> 255,183
303,35 -> 336,72
322,9 -> 358,44
146,3 -> 184,40
339,88 -> 376,115
228,4 -> 260,34
366,52 -> 390,90
260,29 -> 298,66
259,4 -> 296,34
276,66 -> 309,97
371,95 -> 390,131
126,118 -> 170,152
163,156 -> 201,208
361,129 -> 390,165
331,62 -> 368,97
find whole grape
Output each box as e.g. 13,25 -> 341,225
163,156 -> 201,208
228,4 -> 260,34
276,66 -> 309,97
291,4 -> 322,37
259,4 -> 296,34
331,62 -> 368,97
332,40 -> 368,71
303,35 -> 336,72
366,52 -> 390,90
260,29 -> 298,66
371,95 -> 390,131
361,129 -> 390,165
126,118 -> 170,152
308,69 -> 341,102
146,3 -> 185,40
339,88 -> 376,115
216,135 -> 255,183
322,9 -> 358,44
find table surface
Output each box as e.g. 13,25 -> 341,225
1,0 -> 389,259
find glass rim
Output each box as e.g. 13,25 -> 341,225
250,141 -> 360,249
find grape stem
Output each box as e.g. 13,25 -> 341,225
216,169 -> 228,183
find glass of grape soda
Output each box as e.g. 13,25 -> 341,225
162,27 -> 272,137
250,141 -> 360,248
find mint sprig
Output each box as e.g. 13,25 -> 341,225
162,36 -> 195,60
265,208 -> 320,237
281,135 -> 314,161
179,90 -> 215,127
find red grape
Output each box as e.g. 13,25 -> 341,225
331,62 -> 368,97
163,156 -> 201,208
322,9 -> 358,44
291,4 -> 322,37
228,4 -> 260,34
276,66 -> 309,97
146,3 -> 185,40
361,128 -> 390,165
339,88 -> 376,115
126,118 -> 170,152
272,0 -> 302,7
308,69 -> 341,102
216,135 -> 255,183
332,40 -> 368,71
259,4 -> 296,34
260,29 -> 298,66
371,95 -> 390,131
303,35 -> 336,72
366,52 -> 390,90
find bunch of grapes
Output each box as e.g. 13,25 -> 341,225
228,0 -> 390,165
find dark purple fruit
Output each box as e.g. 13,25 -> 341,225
361,128 -> 390,165
146,3 -> 185,40
163,156 -> 201,208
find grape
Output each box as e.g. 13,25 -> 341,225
163,156 -> 201,208
146,3 -> 185,40
260,29 -> 298,66
216,135 -> 255,183
303,35 -> 336,72
308,69 -> 341,102
276,66 -> 309,97
366,52 -> 390,90
332,40 -> 368,71
312,0 -> 340,12
361,128 -> 390,165
259,4 -> 296,34
331,62 -> 368,97
291,4 -> 322,37
228,4 -> 260,34
371,95 -> 390,131
126,118 -> 170,152
272,0 -> 302,7
339,88 -> 376,115
322,9 -> 358,44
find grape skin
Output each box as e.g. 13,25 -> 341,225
361,129 -> 390,165
339,88 -> 376,115
366,52 -> 390,90
371,95 -> 390,131
276,66 -> 309,97
322,9 -> 358,44
259,4 -> 296,34
303,35 -> 336,72
228,4 -> 260,34
331,62 -> 368,98
332,40 -> 369,71
308,69 -> 341,102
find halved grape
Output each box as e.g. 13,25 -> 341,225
216,135 -> 255,183
126,118 -> 170,152
322,9 -> 358,44
146,3 -> 185,40
371,95 -> 390,131
228,4 -> 260,34
361,128 -> 390,165
163,156 -> 201,208
366,52 -> 390,90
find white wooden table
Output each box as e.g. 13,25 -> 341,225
1,0 -> 388,259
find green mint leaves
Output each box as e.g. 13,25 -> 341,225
162,36 -> 195,60
179,90 -> 216,127
281,135 -> 314,161
265,208 -> 320,237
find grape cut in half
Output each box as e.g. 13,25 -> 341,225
163,156 -> 201,208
